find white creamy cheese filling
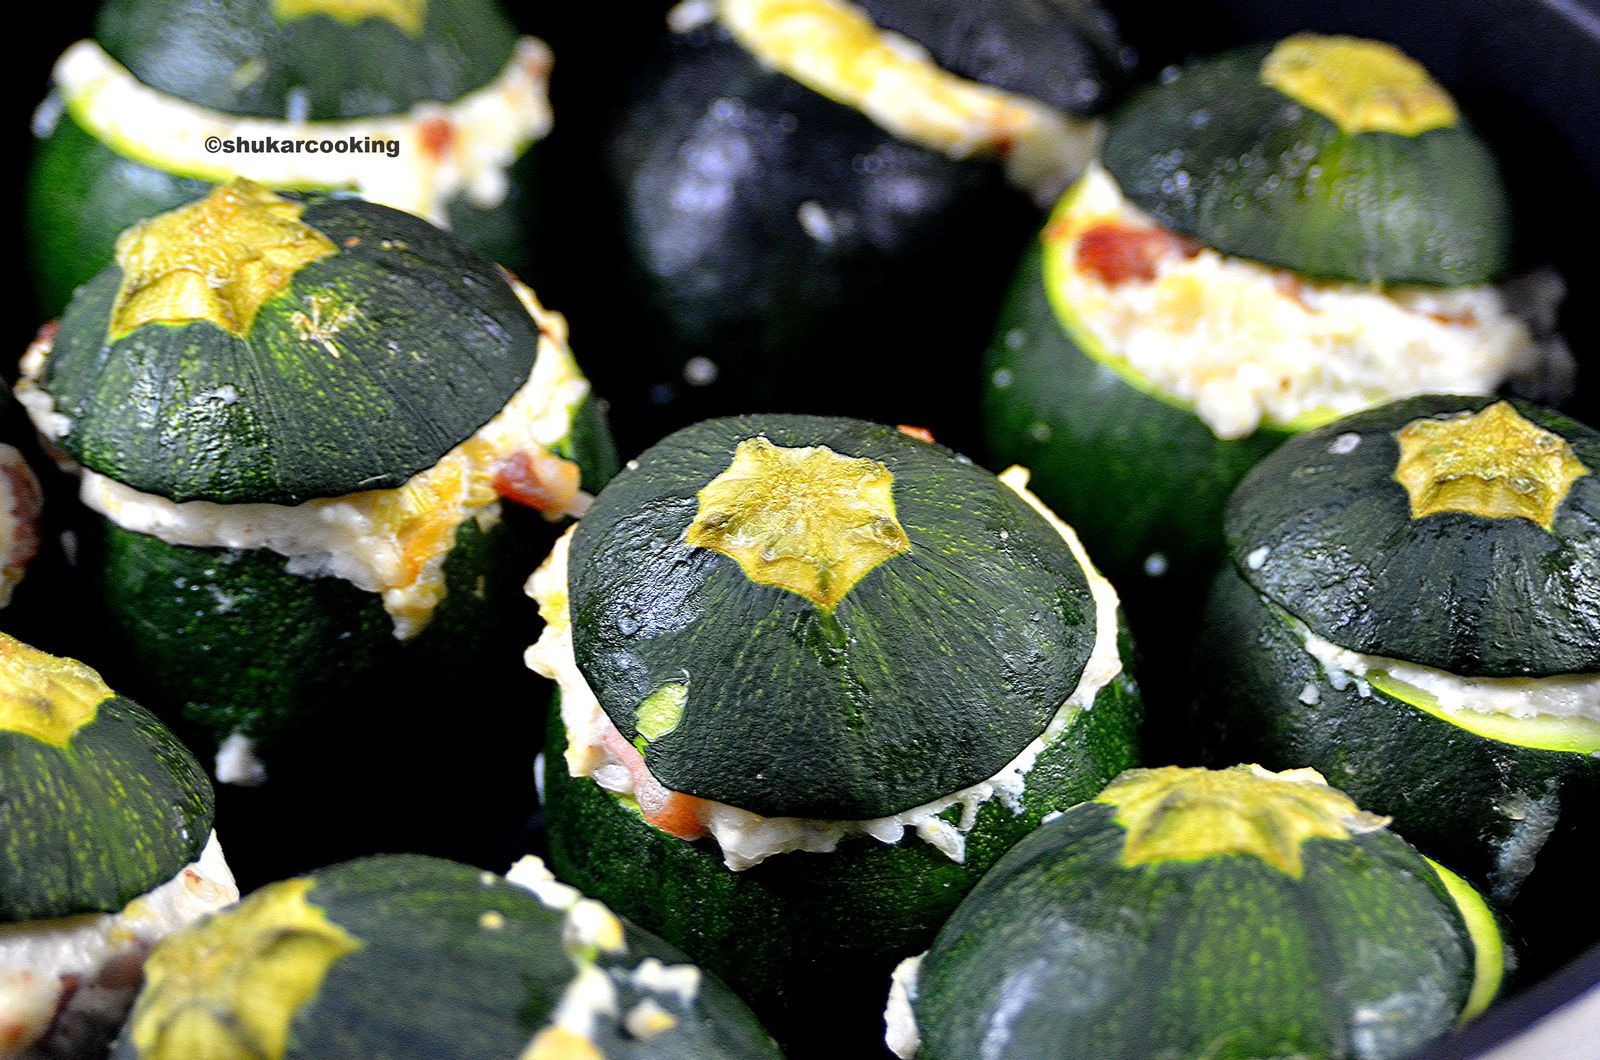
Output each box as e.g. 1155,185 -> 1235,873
1299,621 -> 1600,724
681,0 -> 1098,203
0,833 -> 237,1058
525,465 -> 1125,871
18,283 -> 592,641
883,952 -> 922,1059
45,36 -> 552,225
505,856 -> 703,1056
1043,163 -> 1543,440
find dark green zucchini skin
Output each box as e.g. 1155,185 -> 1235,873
909,801 -> 1484,1060
1102,43 -> 1511,286
42,194 -> 540,505
570,415 -> 1100,820
542,654 -> 1141,1057
27,113 -> 537,317
1,690 -> 214,924
112,855 -> 780,1060
28,0 -> 534,314
568,5 -> 1124,449
79,507 -> 557,887
982,242 -> 1290,593
1195,565 -> 1600,907
1226,396 -> 1600,677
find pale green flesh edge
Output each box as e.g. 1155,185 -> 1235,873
1424,856 -> 1505,1020
1366,672 -> 1600,755
1038,177 -> 1339,433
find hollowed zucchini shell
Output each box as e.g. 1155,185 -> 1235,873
113,854 -> 779,1059
902,770 -> 1502,1060
1102,39 -> 1511,286
982,240 -> 1290,589
542,661 -> 1140,1053
0,635 -> 214,925
41,193 -> 540,506
28,0 -> 534,312
1196,396 -> 1600,903
568,415 -> 1110,820
577,1 -> 1126,436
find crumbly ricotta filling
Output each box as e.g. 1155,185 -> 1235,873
1299,622 -> 1600,724
1043,163 -> 1543,440
504,856 -> 702,1057
0,833 -> 237,1058
17,282 -> 592,640
44,36 -> 552,225
883,952 -> 922,1059
525,465 -> 1125,871
0,446 -> 42,611
684,0 -> 1098,203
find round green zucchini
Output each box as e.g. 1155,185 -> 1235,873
16,183 -> 615,879
890,765 -> 1504,1060
562,0 -> 1128,444
0,632 -> 215,924
113,853 -> 780,1059
28,0 -> 543,312
535,413 -> 1141,1051
1102,34 -> 1511,286
1196,396 -> 1600,906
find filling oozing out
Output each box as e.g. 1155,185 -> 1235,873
1036,163 -> 1545,440
17,282 -> 593,641
42,35 -> 552,226
504,856 -> 705,1054
1295,617 -> 1600,747
0,834 -> 236,1058
672,0 -> 1100,203
525,466 -> 1124,872
0,446 -> 42,610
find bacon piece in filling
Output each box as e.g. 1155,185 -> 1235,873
599,720 -> 710,841
1075,221 -> 1202,286
493,449 -> 582,515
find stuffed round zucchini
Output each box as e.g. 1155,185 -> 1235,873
576,0 -> 1129,439
29,0 -> 550,313
984,34 -> 1549,590
528,414 -> 1141,1051
0,634 -> 237,1059
111,853 -> 779,1059
886,765 -> 1504,1060
1196,396 -> 1600,910
14,179 -> 616,877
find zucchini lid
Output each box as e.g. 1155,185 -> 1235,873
568,415 -> 1100,820
852,0 -> 1130,116
0,633 -> 215,924
1226,395 -> 1600,677
1102,35 -> 1511,286
91,0 -> 518,121
41,181 -> 541,505
909,766 -> 1500,1058
120,854 -> 777,1059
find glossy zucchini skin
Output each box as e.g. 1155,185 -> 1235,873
1102,42 -> 1511,286
982,242 -> 1290,590
27,0 -> 534,313
1,686 -> 214,924
1196,564 -> 1600,906
569,415 -> 1103,820
113,855 -> 780,1060
542,655 -> 1141,1056
907,799 -> 1489,1060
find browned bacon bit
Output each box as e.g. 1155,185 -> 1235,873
32,319 -> 58,349
896,425 -> 935,443
1428,308 -> 1479,327
493,449 -> 582,514
600,722 -> 710,841
1075,221 -> 1201,285
418,118 -> 454,160
0,446 -> 43,582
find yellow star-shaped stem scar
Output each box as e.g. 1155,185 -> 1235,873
685,437 -> 911,610
110,178 -> 338,341
1394,401 -> 1588,532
